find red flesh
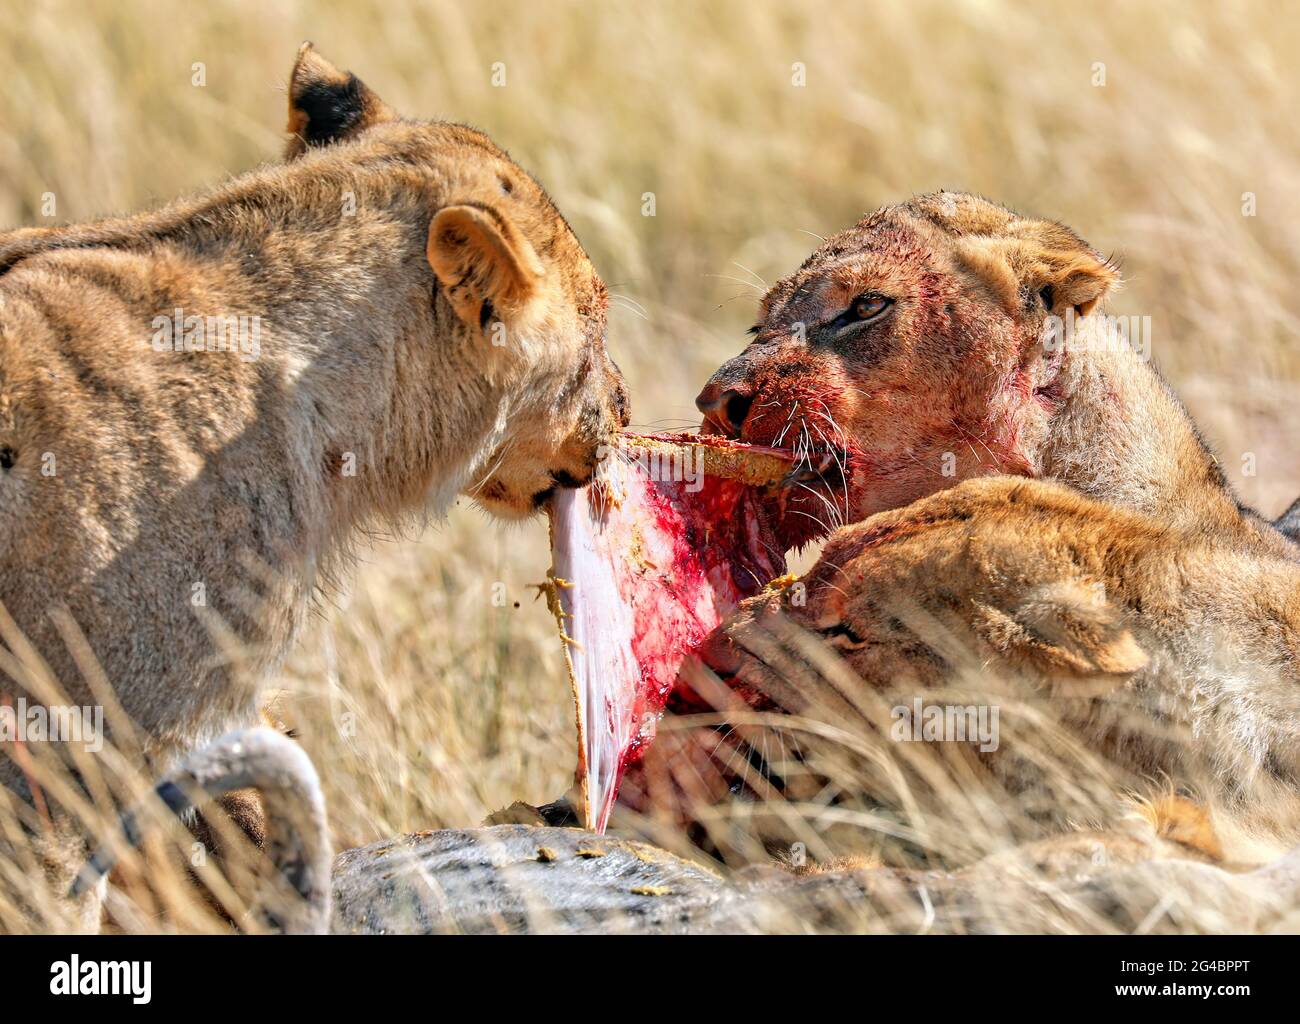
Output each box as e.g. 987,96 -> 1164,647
549,433 -> 789,831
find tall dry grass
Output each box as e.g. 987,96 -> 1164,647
2,0 -> 1300,928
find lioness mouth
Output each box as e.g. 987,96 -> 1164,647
781,448 -> 849,490
546,432 -> 793,831
531,469 -> 598,508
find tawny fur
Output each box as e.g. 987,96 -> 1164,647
0,45 -> 627,923
691,191 -> 1300,867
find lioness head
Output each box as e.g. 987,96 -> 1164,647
696,191 -> 1117,547
286,44 -> 628,517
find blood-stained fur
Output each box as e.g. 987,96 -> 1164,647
684,193 -> 1300,867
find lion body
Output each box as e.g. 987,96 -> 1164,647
695,192 -> 1300,867
0,47 -> 625,920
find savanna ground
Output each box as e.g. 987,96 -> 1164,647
3,0 -> 1299,919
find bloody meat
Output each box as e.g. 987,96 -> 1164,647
547,432 -> 792,832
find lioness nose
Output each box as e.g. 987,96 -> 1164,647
695,384 -> 753,438
612,376 -> 631,428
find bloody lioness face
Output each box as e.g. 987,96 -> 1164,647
695,192 -> 1117,549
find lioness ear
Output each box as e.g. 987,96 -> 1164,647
427,204 -> 545,328
1049,251 -> 1119,317
285,42 -> 396,160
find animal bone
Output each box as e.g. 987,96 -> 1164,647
547,432 -> 791,831
72,727 -> 331,935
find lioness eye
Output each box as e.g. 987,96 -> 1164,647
852,294 -> 891,320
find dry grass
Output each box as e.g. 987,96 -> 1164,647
2,0 -> 1300,930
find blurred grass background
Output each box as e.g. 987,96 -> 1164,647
2,0 -> 1298,851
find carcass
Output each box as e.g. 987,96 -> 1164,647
546,432 -> 792,831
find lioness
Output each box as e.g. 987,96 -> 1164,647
0,45 -> 627,925
668,192 -> 1300,868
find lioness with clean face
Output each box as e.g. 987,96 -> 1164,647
0,44 -> 627,923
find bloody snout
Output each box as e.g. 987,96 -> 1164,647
695,382 -> 753,438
